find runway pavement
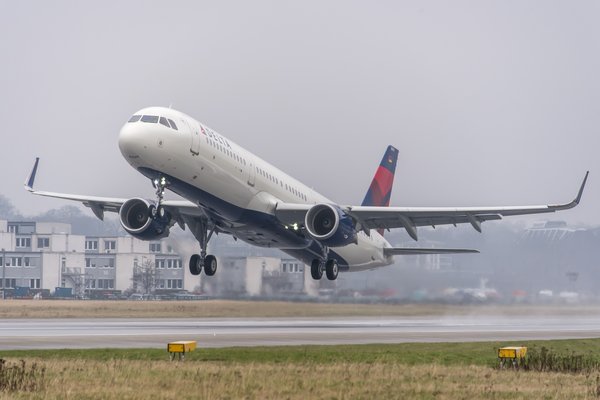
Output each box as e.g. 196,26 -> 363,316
2,314 -> 600,349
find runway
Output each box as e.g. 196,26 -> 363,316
2,314 -> 600,349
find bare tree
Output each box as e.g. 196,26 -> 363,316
131,259 -> 158,295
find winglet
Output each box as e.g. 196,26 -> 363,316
24,158 -> 40,191
574,171 -> 589,205
551,170 -> 589,210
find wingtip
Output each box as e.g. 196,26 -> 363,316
24,157 -> 40,191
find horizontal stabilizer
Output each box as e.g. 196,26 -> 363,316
384,247 -> 479,256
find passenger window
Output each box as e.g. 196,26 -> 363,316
141,115 -> 159,123
167,119 -> 178,130
159,117 -> 170,128
128,115 -> 141,123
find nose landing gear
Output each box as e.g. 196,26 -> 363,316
150,176 -> 170,218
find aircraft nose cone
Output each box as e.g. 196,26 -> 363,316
118,122 -> 145,157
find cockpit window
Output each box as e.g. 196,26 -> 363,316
141,115 -> 159,123
128,115 -> 141,123
167,119 -> 178,130
159,117 -> 170,128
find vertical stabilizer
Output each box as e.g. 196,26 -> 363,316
361,146 -> 398,235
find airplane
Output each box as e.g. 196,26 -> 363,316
25,106 -> 589,281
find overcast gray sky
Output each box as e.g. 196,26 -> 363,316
1,1 -> 598,225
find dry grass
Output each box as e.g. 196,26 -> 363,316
0,299 -> 598,319
0,359 -> 598,399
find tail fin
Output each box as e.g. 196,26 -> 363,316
362,146 -> 398,235
361,146 -> 398,207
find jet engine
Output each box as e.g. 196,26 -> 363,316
304,203 -> 357,247
119,198 -> 171,240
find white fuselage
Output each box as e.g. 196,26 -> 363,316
118,107 -> 393,272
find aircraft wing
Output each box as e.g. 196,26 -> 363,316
24,158 -> 200,222
275,171 -> 588,240
383,248 -> 479,255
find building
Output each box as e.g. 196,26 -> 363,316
0,220 -> 184,298
0,219 -> 319,299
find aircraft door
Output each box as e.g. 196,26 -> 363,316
185,119 -> 200,156
247,161 -> 256,187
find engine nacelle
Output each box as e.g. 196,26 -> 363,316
119,198 -> 171,240
304,203 -> 357,247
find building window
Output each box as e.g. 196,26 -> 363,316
85,240 -> 98,251
167,279 -> 183,289
10,257 -> 22,267
150,243 -> 162,253
3,279 -> 16,288
7,225 -> 16,233
37,237 -> 50,248
30,279 -> 40,289
16,238 -> 31,248
156,259 -> 164,269
23,257 -> 31,267
104,241 -> 116,251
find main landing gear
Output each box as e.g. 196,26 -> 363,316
187,218 -> 217,277
189,254 -> 217,276
310,258 -> 339,281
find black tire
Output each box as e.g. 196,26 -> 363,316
325,259 -> 338,281
204,255 -> 217,276
310,259 -> 323,280
189,254 -> 202,275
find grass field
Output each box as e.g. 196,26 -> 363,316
3,340 -> 600,399
1,299 -> 600,319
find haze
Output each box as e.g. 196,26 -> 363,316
1,1 -> 598,225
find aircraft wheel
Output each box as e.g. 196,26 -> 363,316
204,255 -> 218,276
310,259 -> 323,280
325,259 -> 338,281
189,254 -> 202,276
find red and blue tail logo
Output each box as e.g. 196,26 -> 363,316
361,146 -> 398,234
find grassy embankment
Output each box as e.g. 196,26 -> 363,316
3,340 -> 600,399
